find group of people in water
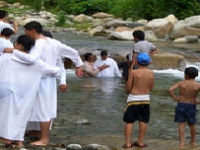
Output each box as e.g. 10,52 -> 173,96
0,9 -> 200,149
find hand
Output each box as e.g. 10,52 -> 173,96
13,21 -> 18,27
99,64 -> 110,70
174,96 -> 182,102
59,84 -> 67,92
75,67 -> 83,77
4,48 -> 14,53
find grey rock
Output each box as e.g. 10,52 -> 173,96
67,144 -> 82,150
83,144 -> 110,150
75,119 -> 91,125
126,22 -> 145,28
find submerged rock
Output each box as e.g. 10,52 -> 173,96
75,119 -> 91,125
83,144 -> 110,150
67,144 -> 82,150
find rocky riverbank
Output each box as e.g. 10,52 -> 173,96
2,1 -> 200,70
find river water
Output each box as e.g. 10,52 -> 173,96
11,28 -> 200,150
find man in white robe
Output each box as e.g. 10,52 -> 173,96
0,53 -> 61,146
93,50 -> 122,78
5,21 -> 83,146
0,10 -> 18,33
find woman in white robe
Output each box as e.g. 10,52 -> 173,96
0,35 -> 60,147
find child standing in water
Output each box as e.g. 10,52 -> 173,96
123,53 -> 154,148
168,67 -> 200,146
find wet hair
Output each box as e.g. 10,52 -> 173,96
24,21 -> 43,33
101,50 -> 107,56
0,10 -> 7,19
132,30 -> 145,40
16,35 -> 35,52
42,30 -> 52,38
1,28 -> 14,37
84,52 -> 92,61
184,67 -> 198,79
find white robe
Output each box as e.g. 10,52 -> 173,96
13,38 -> 83,121
0,37 -> 13,55
0,54 -> 60,141
93,57 -> 122,78
0,21 -> 14,32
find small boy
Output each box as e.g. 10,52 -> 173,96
123,53 -> 154,148
168,67 -> 200,146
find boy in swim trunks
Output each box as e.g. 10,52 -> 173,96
168,67 -> 200,146
123,53 -> 154,148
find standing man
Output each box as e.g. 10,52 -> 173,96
93,50 -> 122,78
131,30 -> 158,69
5,21 -> 83,146
0,10 -> 18,34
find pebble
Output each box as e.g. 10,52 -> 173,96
67,144 -> 82,150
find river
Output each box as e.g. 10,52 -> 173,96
11,28 -> 200,150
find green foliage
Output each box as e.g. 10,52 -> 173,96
55,13 -> 66,27
5,0 -> 200,20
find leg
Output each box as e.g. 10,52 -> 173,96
178,123 -> 185,146
123,123 -> 133,147
30,120 -> 51,146
0,137 -> 11,144
188,124 -> 195,145
14,141 -> 24,148
137,121 -> 147,146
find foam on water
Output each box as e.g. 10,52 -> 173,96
153,61 -> 200,81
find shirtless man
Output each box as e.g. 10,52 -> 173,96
168,67 -> 200,146
123,53 -> 154,148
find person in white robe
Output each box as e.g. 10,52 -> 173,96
0,28 -> 14,55
93,50 -> 122,78
26,30 -> 67,136
4,21 -> 83,146
0,35 -> 61,147
0,10 -> 18,33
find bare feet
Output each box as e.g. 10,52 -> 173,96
30,140 -> 48,146
0,137 -> 11,144
179,141 -> 185,147
14,141 -> 24,148
189,141 -> 195,146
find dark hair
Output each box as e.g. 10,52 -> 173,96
0,10 -> 7,19
84,52 -> 92,61
1,28 -> 14,37
24,21 -> 43,33
101,50 -> 107,56
42,30 -> 52,38
126,54 -> 129,60
132,30 -> 145,40
184,67 -> 198,79
17,35 -> 35,52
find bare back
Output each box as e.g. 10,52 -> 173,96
127,67 -> 154,95
178,80 -> 200,104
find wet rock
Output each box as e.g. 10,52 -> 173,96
152,51 -> 186,70
83,144 -> 110,150
173,35 -> 198,43
67,144 -> 82,150
92,12 -> 114,19
108,31 -> 133,40
75,119 -> 91,125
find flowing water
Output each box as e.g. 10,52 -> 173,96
11,28 -> 200,150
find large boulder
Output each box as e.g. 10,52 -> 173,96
169,15 -> 200,39
127,22 -> 145,29
20,18 -> 49,26
145,17 -> 174,38
92,12 -> 114,19
105,20 -> 132,28
164,14 -> 178,24
12,2 -> 21,8
0,1 -> 8,8
108,31 -> 133,40
144,30 -> 158,42
92,19 -> 106,27
152,51 -> 186,70
89,26 -> 111,37
74,14 -> 88,23
173,35 -> 198,43
137,19 -> 148,25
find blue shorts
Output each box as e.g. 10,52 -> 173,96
174,103 -> 197,124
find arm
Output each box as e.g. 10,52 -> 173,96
149,48 -> 159,56
13,21 -> 18,34
12,44 -> 42,64
36,60 -> 61,76
113,61 -> 122,77
168,82 -> 180,101
131,52 -> 138,68
149,72 -> 154,91
126,71 -> 134,94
